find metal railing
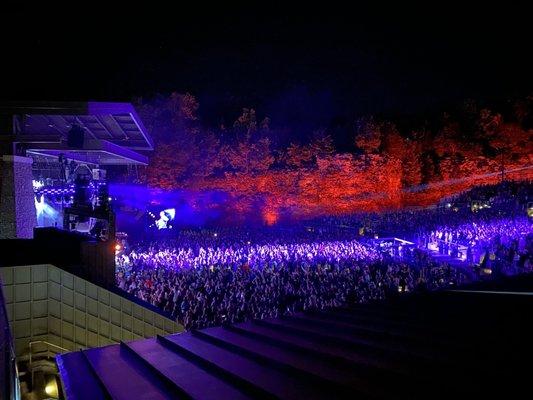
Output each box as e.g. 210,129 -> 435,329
1,276 -> 19,400
28,341 -> 68,391
28,341 -> 68,365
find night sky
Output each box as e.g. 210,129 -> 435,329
2,4 -> 531,132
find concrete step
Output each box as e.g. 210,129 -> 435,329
123,337 -> 250,400
159,332 -> 339,400
56,351 -> 109,400
82,344 -> 186,400
195,326 -> 391,398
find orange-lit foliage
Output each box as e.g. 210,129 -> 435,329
263,209 -> 279,225
135,94 -> 533,223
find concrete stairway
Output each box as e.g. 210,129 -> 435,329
57,283 -> 533,399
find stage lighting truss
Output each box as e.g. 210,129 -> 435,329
33,181 -> 108,204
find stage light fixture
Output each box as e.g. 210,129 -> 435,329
44,377 -> 59,397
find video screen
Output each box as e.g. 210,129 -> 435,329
148,208 -> 176,230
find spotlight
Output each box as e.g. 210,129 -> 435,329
32,180 -> 44,190
45,379 -> 58,397
115,243 -> 122,252
35,195 -> 45,215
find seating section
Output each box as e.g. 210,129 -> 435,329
57,285 -> 533,399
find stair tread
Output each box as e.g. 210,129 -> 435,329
56,351 -> 108,400
162,332 -> 335,400
198,326 -> 392,397
83,344 -> 185,400
125,337 -> 250,400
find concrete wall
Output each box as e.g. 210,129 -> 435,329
0,264 -> 184,356
0,155 -> 37,239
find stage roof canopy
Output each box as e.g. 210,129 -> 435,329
0,101 -> 153,165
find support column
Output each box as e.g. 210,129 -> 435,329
0,155 -> 37,238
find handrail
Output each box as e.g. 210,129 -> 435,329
29,341 -> 68,354
29,340 -> 68,367
28,340 -> 69,391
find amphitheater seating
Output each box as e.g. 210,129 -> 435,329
57,275 -> 533,399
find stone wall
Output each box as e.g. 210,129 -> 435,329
0,155 -> 37,239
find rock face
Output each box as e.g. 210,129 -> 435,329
0,155 -> 37,238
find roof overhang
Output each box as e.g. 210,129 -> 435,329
1,101 -> 153,165
26,139 -> 148,165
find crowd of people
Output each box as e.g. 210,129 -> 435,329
116,181 -> 532,330
419,216 -> 532,274
117,238 -> 381,271
116,247 -> 468,330
313,181 -> 532,239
